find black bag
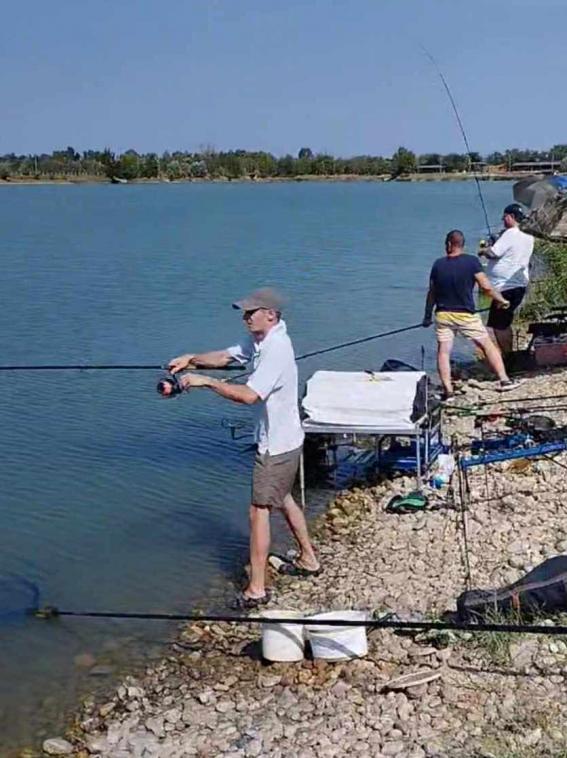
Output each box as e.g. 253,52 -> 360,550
379,359 -> 419,372
457,556 -> 567,622
378,359 -> 428,422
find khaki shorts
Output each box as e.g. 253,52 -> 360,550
435,312 -> 488,343
252,446 -> 302,509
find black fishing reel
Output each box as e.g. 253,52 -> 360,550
156,372 -> 185,398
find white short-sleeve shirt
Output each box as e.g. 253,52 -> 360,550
226,320 -> 304,456
486,226 -> 534,291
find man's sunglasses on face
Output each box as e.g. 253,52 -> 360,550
243,308 -> 262,319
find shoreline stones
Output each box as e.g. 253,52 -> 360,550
56,367 -> 567,757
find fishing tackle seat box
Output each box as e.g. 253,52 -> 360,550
528,307 -> 567,367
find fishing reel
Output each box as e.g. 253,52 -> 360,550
479,234 -> 498,251
156,372 -> 185,398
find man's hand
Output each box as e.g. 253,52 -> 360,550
422,316 -> 433,328
496,298 -> 510,310
168,353 -> 196,374
179,373 -> 212,390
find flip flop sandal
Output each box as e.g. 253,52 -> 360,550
385,491 -> 428,514
233,590 -> 271,610
268,554 -> 321,577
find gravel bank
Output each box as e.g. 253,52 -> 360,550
46,368 -> 567,758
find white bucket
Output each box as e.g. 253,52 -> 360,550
306,610 -> 368,660
261,610 -> 305,662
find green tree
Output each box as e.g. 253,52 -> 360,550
418,153 -> 442,167
311,153 -> 335,175
298,147 -> 313,160
222,152 -> 244,179
390,147 -> 416,177
277,154 -> 294,176
115,150 -> 140,180
143,153 -> 159,178
442,153 -> 468,172
486,151 -> 505,165
550,144 -> 567,159
190,159 -> 207,178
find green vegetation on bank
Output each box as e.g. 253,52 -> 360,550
1,144 -> 567,182
522,241 -> 567,319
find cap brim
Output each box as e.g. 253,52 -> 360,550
232,299 -> 249,310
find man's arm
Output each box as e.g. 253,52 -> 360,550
168,350 -> 234,374
474,272 -> 509,308
179,373 -> 260,405
422,280 -> 436,327
478,245 -> 499,260
478,232 -> 508,260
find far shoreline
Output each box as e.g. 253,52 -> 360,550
0,172 -> 529,188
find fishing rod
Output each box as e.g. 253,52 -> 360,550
219,321 -> 426,385
225,308 -> 493,384
422,46 -> 493,239
0,307 -> 495,382
296,322 -> 423,361
0,364 -> 244,372
30,605 -> 567,637
476,392 -> 567,408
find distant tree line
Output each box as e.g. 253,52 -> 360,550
1,144 -> 567,181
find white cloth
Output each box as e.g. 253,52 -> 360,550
226,320 -> 304,455
486,226 -> 534,290
302,371 -> 425,430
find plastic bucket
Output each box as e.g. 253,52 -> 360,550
306,611 -> 368,660
261,610 -> 305,662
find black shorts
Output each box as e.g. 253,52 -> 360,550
487,287 -> 526,330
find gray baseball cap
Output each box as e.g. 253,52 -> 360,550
232,287 -> 285,311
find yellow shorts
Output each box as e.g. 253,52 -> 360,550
435,312 -> 488,343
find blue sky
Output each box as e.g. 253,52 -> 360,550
2,0 -> 565,157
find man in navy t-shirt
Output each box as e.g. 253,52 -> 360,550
423,230 -> 522,399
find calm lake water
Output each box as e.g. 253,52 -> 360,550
0,180 -> 513,751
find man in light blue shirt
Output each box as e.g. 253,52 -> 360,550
169,288 -> 319,608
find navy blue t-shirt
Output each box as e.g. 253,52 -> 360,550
429,254 -> 483,313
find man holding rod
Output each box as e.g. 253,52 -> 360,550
168,288 -> 319,608
423,230 -> 523,400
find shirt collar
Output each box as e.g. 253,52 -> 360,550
253,319 -> 286,351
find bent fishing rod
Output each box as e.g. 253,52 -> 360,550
422,46 -> 493,239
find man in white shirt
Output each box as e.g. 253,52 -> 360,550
168,288 -> 319,608
479,203 -> 534,355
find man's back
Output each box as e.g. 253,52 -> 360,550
430,254 -> 483,314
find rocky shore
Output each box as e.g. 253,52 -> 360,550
42,367 -> 567,758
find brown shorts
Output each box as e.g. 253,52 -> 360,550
252,446 -> 302,509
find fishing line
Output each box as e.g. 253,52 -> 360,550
421,45 -> 493,239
